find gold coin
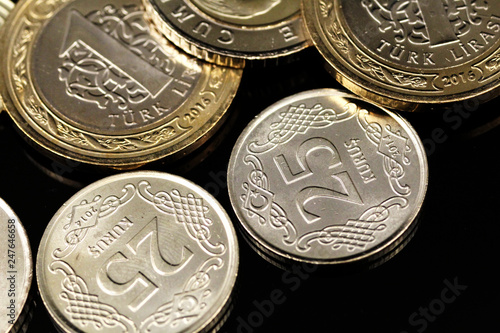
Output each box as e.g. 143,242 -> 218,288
302,0 -> 500,111
143,0 -> 311,67
0,0 -> 242,169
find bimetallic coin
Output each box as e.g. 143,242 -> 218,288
0,0 -> 242,168
0,198 -> 33,333
36,171 -> 239,333
228,89 -> 428,265
143,0 -> 311,67
302,0 -> 500,110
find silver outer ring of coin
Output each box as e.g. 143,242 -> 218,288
36,171 -> 239,333
228,89 -> 428,265
143,0 -> 311,64
0,198 -> 33,333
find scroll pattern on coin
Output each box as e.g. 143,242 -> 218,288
50,260 -> 137,331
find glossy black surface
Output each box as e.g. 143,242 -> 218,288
1,4 -> 499,332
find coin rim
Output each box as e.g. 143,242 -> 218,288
143,0 -> 311,65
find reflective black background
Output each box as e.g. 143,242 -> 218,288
1,2 -> 499,332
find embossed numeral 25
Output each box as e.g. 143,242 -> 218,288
97,216 -> 193,311
274,138 -> 362,224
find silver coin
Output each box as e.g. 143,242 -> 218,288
0,0 -> 13,27
36,171 -> 239,333
228,89 -> 428,265
0,198 -> 33,333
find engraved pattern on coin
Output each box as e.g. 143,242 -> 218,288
248,102 -> 356,154
140,257 -> 223,331
241,154 -> 297,245
50,260 -> 137,331
58,6 -> 173,110
321,11 -> 433,91
304,0 -> 500,105
53,184 -> 136,258
228,90 -> 427,263
37,173 -> 237,333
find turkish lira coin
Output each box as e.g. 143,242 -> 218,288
36,171 -> 239,333
0,0 -> 242,168
228,89 -> 428,265
302,0 -> 500,110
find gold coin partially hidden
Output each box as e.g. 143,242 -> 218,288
302,0 -> 500,111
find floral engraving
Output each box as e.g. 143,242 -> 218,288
248,102 -> 357,154
50,260 -> 137,332
358,109 -> 412,196
53,184 -> 136,259
139,257 -> 223,332
297,196 -> 408,252
138,181 -> 226,255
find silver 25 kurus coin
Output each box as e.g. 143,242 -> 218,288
228,89 -> 428,265
0,198 -> 33,333
36,171 -> 238,333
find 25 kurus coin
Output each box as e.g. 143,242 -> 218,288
143,0 -> 311,67
36,171 -> 239,333
302,0 -> 500,110
0,0 -> 242,168
228,89 -> 428,265
1,198 -> 33,333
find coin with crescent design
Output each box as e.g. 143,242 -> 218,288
228,89 -> 428,265
36,171 -> 239,333
0,0 -> 242,168
142,0 -> 311,67
302,0 -> 500,110
1,198 -> 33,333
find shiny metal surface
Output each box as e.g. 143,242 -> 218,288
36,171 -> 238,332
143,0 -> 311,66
228,89 -> 428,264
0,0 -> 13,27
0,198 -> 32,333
302,0 -> 500,110
0,0 -> 242,168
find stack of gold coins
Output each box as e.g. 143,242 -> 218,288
0,198 -> 33,333
36,171 -> 239,333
